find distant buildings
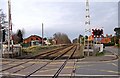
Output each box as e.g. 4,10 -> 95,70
23,35 -> 42,44
23,35 -> 50,46
101,34 -> 113,44
101,38 -> 111,43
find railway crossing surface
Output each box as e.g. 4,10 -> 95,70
0,57 -> 119,78
0,46 -> 120,78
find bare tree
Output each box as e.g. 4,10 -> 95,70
72,38 -> 77,43
0,9 -> 8,42
53,32 -> 71,44
0,9 -> 7,25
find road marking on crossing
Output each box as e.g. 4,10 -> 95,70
19,65 -> 25,68
64,66 -> 74,69
37,68 -> 58,73
2,71 -> 10,74
77,67 -> 119,74
28,62 -> 46,64
76,64 -> 95,68
36,66 -> 74,73
11,73 -> 26,76
100,69 -> 119,74
50,62 -> 64,64
111,63 -> 118,67
8,64 -> 18,65
75,74 -> 119,76
0,62 -> 10,63
76,59 -> 118,64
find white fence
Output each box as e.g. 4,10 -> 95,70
2,44 -> 22,58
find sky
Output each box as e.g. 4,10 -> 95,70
0,0 -> 119,40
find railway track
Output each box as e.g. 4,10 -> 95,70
1,45 -> 78,78
32,45 -> 71,59
52,45 -> 77,78
1,45 -> 71,67
29,45 -> 71,59
1,45 -> 71,72
24,45 -> 75,78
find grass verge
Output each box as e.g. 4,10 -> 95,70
96,52 -> 105,56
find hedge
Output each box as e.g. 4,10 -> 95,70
103,42 -> 115,46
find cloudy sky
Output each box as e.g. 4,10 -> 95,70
0,0 -> 119,40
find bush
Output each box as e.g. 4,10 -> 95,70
116,44 -> 120,47
22,48 -> 35,54
22,45 -> 59,54
21,43 -> 30,47
96,52 -> 105,56
103,42 -> 115,46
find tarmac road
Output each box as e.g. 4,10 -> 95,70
75,46 -> 119,76
76,59 -> 119,76
104,46 -> 120,57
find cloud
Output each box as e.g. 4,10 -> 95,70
1,0 -> 118,40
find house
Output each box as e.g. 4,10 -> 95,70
52,39 -> 57,45
23,35 -> 51,46
23,35 -> 42,44
23,35 -> 43,46
88,35 -> 94,41
101,38 -> 111,43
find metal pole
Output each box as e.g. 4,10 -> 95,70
8,0 -> 11,55
84,35 -> 85,46
85,0 -> 91,56
87,33 -> 90,56
42,23 -> 44,46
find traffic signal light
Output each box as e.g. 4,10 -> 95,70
1,27 -> 6,42
2,29 -> 5,42
92,29 -> 94,38
100,29 -> 103,35
92,29 -> 103,38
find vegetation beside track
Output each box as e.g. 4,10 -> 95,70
22,45 -> 58,54
17,45 -> 66,59
72,44 -> 84,59
17,44 -> 84,59
95,51 -> 105,56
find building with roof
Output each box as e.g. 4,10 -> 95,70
23,35 -> 51,46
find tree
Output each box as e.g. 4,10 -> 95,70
72,38 -> 77,43
12,34 -> 20,44
114,27 -> 120,44
72,34 -> 84,44
48,37 -> 53,45
0,9 -> 7,25
114,27 -> 120,37
53,32 -> 71,44
0,9 -> 8,42
85,35 -> 88,39
16,29 -> 24,43
12,29 -> 25,44
78,34 -> 83,43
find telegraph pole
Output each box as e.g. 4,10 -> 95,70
42,23 -> 44,46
